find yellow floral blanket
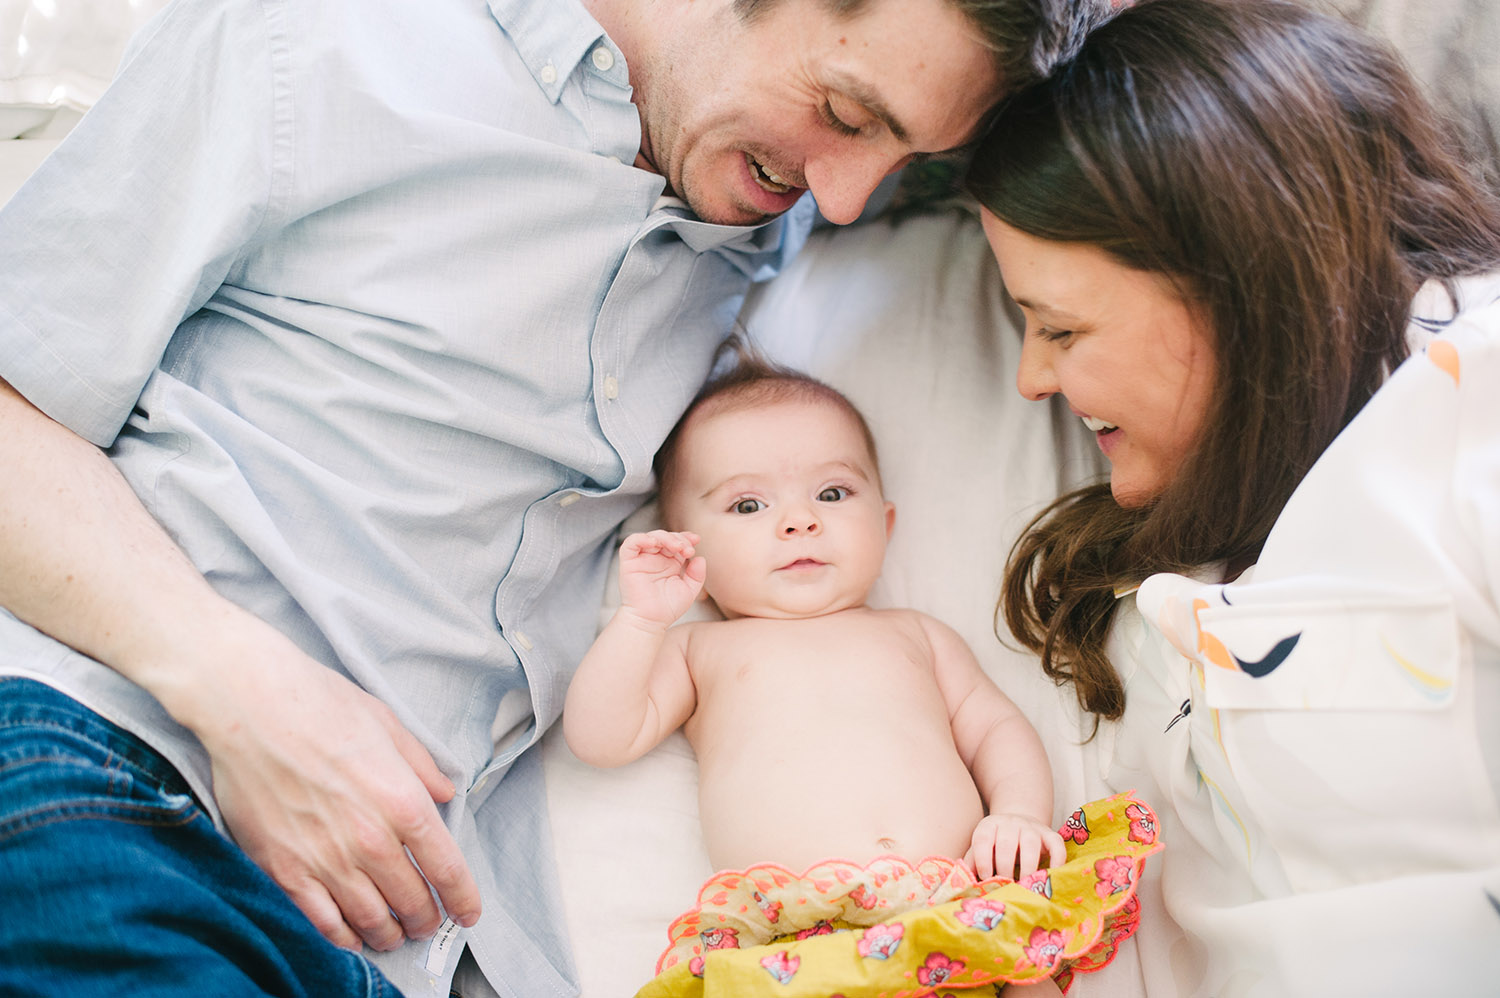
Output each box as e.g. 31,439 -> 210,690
638,794 -> 1161,996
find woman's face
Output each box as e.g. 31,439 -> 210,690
981,211 -> 1218,506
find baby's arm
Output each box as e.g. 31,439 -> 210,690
923,615 -> 1066,880
562,530 -> 706,767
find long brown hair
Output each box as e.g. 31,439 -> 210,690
965,0 -> 1500,721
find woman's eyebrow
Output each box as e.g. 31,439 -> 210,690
825,70 -> 909,144
1011,295 -> 1086,325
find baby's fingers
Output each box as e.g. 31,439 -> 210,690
1044,829 -> 1068,871
1016,828 -> 1045,878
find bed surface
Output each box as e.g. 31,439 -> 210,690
4,0 -> 1497,993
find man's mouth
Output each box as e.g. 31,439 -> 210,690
745,152 -> 796,194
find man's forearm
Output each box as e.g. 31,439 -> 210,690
0,376 -> 272,730
0,377 -> 482,949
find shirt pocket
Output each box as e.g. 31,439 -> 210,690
1196,590 -> 1458,712
1195,592 -> 1500,894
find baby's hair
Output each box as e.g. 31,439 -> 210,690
654,338 -> 882,528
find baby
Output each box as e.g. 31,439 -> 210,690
564,358 -> 1154,995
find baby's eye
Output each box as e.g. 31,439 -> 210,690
817,487 -> 848,502
1036,325 -> 1074,344
732,498 -> 765,515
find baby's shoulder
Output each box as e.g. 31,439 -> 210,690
866,606 -> 942,639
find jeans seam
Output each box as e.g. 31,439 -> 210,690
0,712 -> 202,845
0,795 -> 201,846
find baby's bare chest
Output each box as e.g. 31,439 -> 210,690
686,613 -> 942,730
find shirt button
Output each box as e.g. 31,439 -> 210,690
539,63 -> 557,84
513,630 -> 535,651
591,47 -> 615,72
472,774 -> 490,795
559,492 -> 581,507
602,375 -> 619,400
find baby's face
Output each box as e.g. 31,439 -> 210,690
665,397 -> 894,619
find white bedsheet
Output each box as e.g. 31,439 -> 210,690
0,137 -> 60,204
542,210 -> 1120,997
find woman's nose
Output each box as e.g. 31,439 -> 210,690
1016,337 -> 1059,402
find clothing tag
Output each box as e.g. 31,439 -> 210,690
415,917 -> 465,975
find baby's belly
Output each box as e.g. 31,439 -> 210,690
695,730 -> 985,873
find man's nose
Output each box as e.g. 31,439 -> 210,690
803,148 -> 911,226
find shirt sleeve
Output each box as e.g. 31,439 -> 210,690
0,0 -> 285,446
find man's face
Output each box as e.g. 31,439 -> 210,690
632,0 -> 1003,226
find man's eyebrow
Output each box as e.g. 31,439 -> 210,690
826,70 -> 909,144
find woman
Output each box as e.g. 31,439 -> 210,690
966,0 -> 1500,992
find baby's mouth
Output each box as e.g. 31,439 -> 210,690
779,558 -> 825,570
745,152 -> 794,194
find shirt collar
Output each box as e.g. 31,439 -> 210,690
487,0 -> 606,103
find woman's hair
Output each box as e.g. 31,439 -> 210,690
653,340 -> 882,529
965,0 -> 1500,722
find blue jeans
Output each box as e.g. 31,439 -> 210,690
0,677 -> 402,998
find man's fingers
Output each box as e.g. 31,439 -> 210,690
403,812 -> 482,928
376,710 -> 481,928
286,875 -> 363,952
378,703 -> 456,805
327,868 -> 410,952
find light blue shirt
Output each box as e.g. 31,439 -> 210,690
0,0 -> 813,993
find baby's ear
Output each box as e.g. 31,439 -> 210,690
884,500 -> 896,540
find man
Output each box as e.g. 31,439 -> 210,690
0,0 -> 1030,993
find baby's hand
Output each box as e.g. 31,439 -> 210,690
965,812 -> 1068,881
617,530 -> 706,628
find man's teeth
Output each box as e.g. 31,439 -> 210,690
1082,415 -> 1117,433
746,153 -> 792,193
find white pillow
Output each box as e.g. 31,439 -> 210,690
0,0 -> 170,137
542,209 -> 1114,998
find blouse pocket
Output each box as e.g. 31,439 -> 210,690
1138,572 -> 1500,894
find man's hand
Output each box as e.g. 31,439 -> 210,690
190,631 -> 482,952
616,530 -> 706,628
965,811 -> 1068,881
0,379 -> 480,951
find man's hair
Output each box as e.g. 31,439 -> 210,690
964,0 -> 1500,723
733,0 -> 1110,90
654,344 -> 881,529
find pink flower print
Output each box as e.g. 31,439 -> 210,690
1093,856 -> 1135,898
699,927 -> 740,952
760,951 -> 799,985
846,883 -> 877,910
1019,869 -> 1053,898
1060,808 -> 1090,845
857,922 -> 905,960
1024,927 -> 1067,971
1126,803 -> 1157,844
954,897 -> 1006,931
753,890 -> 783,924
795,919 -> 836,940
689,955 -> 705,977
917,952 -> 966,986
